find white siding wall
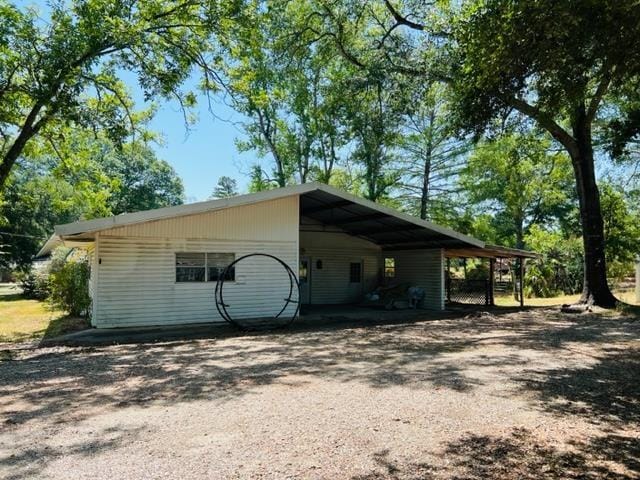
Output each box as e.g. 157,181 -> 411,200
87,241 -> 98,326
92,197 -> 299,328
385,249 -> 445,310
300,231 -> 381,304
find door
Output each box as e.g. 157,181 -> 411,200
348,260 -> 364,301
299,256 -> 311,304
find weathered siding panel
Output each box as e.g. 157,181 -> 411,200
385,249 -> 444,310
300,231 -> 381,304
104,196 -> 298,241
93,197 -> 299,328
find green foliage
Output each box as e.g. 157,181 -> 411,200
398,83 -> 469,220
0,132 -> 183,270
247,165 -> 276,193
466,262 -> 488,281
600,182 -> 640,281
15,267 -> 50,300
211,176 -> 239,199
524,226 -> 584,297
460,133 -> 574,248
0,0 -> 231,189
48,253 -> 91,317
447,0 -> 640,139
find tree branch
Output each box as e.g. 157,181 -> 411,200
586,69 -> 613,124
383,0 -> 425,31
507,96 -> 578,155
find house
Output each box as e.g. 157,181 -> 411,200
38,182 -> 534,328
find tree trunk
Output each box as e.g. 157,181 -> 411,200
420,134 -> 433,220
571,113 -> 617,307
0,102 -> 46,190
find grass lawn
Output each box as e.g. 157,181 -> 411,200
495,288 -> 639,308
0,283 -> 88,344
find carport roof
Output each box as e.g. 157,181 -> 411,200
37,182 -> 534,257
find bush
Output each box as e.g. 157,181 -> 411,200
466,261 -> 489,281
524,226 -> 583,297
15,268 -> 50,300
48,256 -> 91,317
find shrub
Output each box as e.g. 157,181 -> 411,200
15,268 -> 50,300
466,261 -> 489,281
524,225 -> 583,297
48,256 -> 91,317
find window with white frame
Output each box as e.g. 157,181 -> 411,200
175,252 -> 235,282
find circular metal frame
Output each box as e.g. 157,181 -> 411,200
214,253 -> 300,330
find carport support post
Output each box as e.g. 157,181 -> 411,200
446,257 -> 451,303
519,257 -> 525,307
489,258 -> 495,306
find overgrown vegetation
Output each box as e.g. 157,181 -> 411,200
16,248 -> 91,318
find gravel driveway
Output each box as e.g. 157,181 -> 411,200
1,308 -> 639,479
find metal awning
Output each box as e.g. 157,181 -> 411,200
299,188 -> 482,250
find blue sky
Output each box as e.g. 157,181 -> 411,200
143,91 -> 259,202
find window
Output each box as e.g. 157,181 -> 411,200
349,262 -> 362,283
384,257 -> 396,279
176,253 -> 205,282
207,253 -> 235,281
299,258 -> 309,284
176,252 -> 235,282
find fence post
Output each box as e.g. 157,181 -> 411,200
485,279 -> 489,305
489,258 -> 495,306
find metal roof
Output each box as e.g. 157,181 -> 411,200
36,182 -> 535,258
298,187 -> 482,250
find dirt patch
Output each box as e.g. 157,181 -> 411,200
0,307 -> 638,479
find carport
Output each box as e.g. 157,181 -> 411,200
445,245 -> 539,307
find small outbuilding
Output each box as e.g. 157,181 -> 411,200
38,183 -> 535,328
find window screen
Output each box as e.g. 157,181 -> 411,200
176,253 -> 205,282
207,253 -> 235,281
349,262 -> 362,283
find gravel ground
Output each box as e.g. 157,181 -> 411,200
1,308 -> 639,479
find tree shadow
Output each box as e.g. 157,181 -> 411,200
0,425 -> 144,480
518,346 -> 640,427
0,306 -> 637,433
353,428 -> 639,479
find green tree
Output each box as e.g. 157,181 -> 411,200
443,0 -> 640,306
460,133 -> 574,249
218,1 -> 350,187
0,133 -> 184,270
0,0 -> 231,190
599,182 -> 640,281
211,176 -> 239,198
398,83 -> 469,220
